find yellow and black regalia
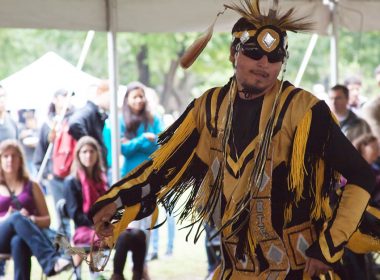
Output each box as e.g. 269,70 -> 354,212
90,76 -> 376,279
90,0 -> 378,279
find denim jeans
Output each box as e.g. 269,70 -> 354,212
48,177 -> 71,237
204,223 -> 221,273
0,212 -> 59,278
0,260 -> 5,276
151,213 -> 175,254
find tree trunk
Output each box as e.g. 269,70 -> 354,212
160,47 -> 197,112
137,44 -> 150,86
161,58 -> 180,109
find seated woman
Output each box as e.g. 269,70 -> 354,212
63,136 -> 108,268
353,134 -> 380,206
0,139 -> 70,279
64,136 -> 148,280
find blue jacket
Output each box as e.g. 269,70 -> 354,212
103,115 -> 163,177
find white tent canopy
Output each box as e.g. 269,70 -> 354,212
1,0 -> 379,34
0,52 -> 100,119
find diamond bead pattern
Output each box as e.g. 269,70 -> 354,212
262,32 -> 276,48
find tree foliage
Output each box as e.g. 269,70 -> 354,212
0,28 -> 379,112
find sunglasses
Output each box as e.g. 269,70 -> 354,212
240,43 -> 286,63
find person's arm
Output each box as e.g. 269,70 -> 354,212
90,97 -> 209,238
63,178 -> 92,227
121,134 -> 156,156
68,109 -> 89,140
0,207 -> 13,223
305,103 -> 375,267
30,181 -> 51,228
153,115 -> 164,135
33,123 -> 50,172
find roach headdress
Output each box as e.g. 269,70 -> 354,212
180,0 -> 314,69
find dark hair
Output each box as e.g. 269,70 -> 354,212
353,133 -> 378,156
344,76 -> 362,87
0,139 -> 29,185
330,84 -> 349,99
47,89 -> 71,119
71,136 -> 105,182
231,18 -> 257,50
122,81 -> 153,139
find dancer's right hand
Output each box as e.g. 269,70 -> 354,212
92,202 -> 117,237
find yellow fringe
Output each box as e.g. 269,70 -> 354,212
151,108 -> 197,170
193,174 -> 212,220
112,202 -> 159,247
286,110 -> 338,225
288,110 -> 312,203
322,196 -> 332,220
157,150 -> 196,200
311,159 -> 325,220
248,227 -> 258,252
112,204 -> 141,245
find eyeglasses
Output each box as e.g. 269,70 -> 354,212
240,43 -> 286,63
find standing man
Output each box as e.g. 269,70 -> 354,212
90,1 -> 375,279
328,84 -> 371,142
68,80 -> 110,168
344,75 -> 366,114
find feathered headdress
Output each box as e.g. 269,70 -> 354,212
180,0 -> 314,69
225,0 -> 313,32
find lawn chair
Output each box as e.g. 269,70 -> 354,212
56,199 -> 92,280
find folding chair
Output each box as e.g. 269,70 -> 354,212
56,199 -> 91,280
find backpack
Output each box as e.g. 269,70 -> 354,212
52,120 -> 77,178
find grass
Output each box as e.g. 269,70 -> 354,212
3,197 -> 209,280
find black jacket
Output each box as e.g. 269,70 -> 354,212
33,122 -> 52,179
63,175 -> 92,227
68,101 -> 108,166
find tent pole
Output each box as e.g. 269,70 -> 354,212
329,0 -> 339,86
107,0 -> 120,184
77,30 -> 95,70
294,33 -> 319,87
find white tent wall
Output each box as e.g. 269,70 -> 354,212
0,52 -> 100,119
338,0 -> 380,32
1,0 -> 378,33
